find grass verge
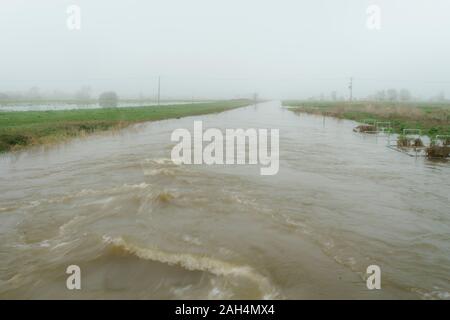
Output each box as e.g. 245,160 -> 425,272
0,100 -> 251,153
283,100 -> 450,137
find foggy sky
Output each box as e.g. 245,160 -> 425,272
1,0 -> 449,100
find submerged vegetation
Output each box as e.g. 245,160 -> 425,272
426,145 -> 450,158
353,124 -> 376,133
284,100 -> 450,159
397,135 -> 424,148
283,101 -> 450,138
0,100 -> 251,153
426,136 -> 450,158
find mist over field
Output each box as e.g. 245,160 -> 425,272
1,1 -> 450,303
1,0 -> 450,100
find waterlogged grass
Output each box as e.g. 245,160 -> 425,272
0,100 -> 251,153
283,101 -> 450,137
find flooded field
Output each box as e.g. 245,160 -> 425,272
0,101 -> 200,112
0,101 -> 449,299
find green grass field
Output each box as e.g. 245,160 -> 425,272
0,100 -> 251,153
283,100 -> 450,137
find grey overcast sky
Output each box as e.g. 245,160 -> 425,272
1,0 -> 449,99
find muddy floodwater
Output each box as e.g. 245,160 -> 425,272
0,101 -> 449,299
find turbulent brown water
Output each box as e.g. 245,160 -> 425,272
0,101 -> 449,299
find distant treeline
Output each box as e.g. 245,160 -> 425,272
308,89 -> 447,103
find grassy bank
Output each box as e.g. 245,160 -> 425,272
283,101 -> 450,137
0,100 -> 251,153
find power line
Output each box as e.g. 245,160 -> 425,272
157,76 -> 161,106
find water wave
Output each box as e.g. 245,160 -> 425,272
2,183 -> 151,212
143,158 -> 178,166
102,236 -> 280,299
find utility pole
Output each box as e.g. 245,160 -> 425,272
348,77 -> 353,102
253,92 -> 258,104
157,76 -> 161,106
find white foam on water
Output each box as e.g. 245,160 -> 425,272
102,235 -> 281,299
